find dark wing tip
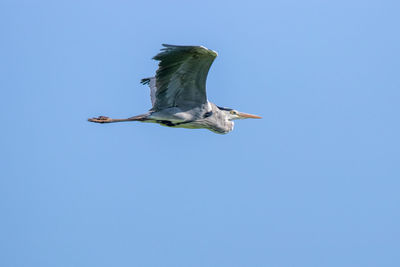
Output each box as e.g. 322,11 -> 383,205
161,44 -> 197,48
153,44 -> 218,61
140,78 -> 151,85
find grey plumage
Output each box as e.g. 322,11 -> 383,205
151,44 -> 216,110
88,44 -> 261,134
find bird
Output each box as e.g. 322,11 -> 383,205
88,44 -> 261,134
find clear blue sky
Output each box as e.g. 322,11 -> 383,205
1,0 -> 399,266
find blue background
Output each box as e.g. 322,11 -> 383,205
1,0 -> 399,266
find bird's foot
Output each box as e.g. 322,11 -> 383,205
88,116 -> 112,123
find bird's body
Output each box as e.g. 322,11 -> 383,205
89,44 -> 261,134
139,102 -> 234,134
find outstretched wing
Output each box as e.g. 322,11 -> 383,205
151,44 -> 217,111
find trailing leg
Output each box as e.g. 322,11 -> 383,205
88,114 -> 149,123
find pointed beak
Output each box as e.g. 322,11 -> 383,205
238,112 -> 262,119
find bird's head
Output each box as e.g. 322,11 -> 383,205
218,106 -> 262,121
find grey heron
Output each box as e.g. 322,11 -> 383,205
88,44 -> 261,134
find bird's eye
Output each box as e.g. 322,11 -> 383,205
230,110 -> 238,115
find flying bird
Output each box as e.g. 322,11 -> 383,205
88,44 -> 261,134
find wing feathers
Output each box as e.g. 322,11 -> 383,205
149,44 -> 217,111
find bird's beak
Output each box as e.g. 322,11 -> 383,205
238,112 -> 262,119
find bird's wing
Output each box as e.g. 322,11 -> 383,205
140,77 -> 157,106
151,44 -> 217,111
